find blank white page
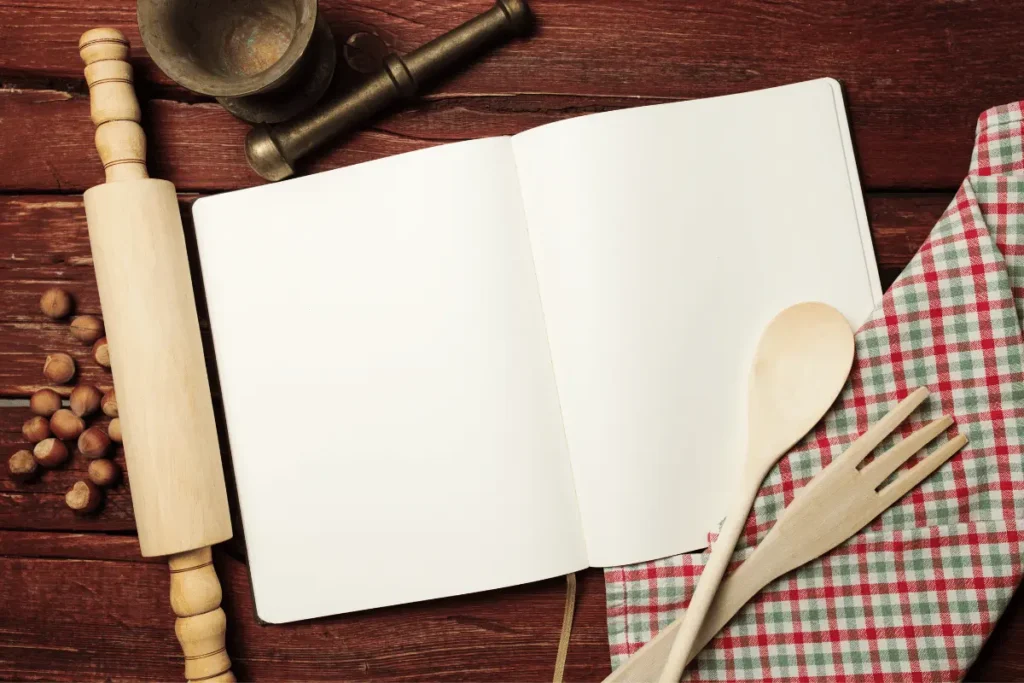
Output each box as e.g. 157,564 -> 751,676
193,138 -> 587,622
511,79 -> 880,567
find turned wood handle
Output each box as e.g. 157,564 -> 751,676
79,28 -> 148,183
170,548 -> 235,682
80,29 -> 235,683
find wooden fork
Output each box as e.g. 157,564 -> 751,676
606,387 -> 968,682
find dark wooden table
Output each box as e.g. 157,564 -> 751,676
1,1 -> 1023,680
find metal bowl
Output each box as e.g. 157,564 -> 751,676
138,0 -> 319,98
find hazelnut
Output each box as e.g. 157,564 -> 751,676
88,458 -> 121,488
33,438 -> 69,468
50,409 -> 85,440
65,480 -> 103,515
29,388 -> 62,417
92,337 -> 111,368
70,384 -> 102,417
40,287 -> 73,319
107,418 -> 122,444
78,426 -> 111,459
8,450 -> 39,482
69,315 -> 104,344
43,353 -> 76,384
101,388 -> 118,418
22,415 -> 51,443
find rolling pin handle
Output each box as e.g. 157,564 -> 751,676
79,28 -> 149,183
169,547 -> 235,682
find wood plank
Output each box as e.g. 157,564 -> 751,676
2,0 -> 1023,191
0,529 -> 151,562
0,88 -> 428,193
4,0 -> 1024,113
0,533 -> 611,681
0,530 -> 1021,681
0,83 -> 993,194
0,192 -> 948,397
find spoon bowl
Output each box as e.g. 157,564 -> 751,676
747,302 -> 856,465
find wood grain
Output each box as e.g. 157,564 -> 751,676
1,0 -> 1023,191
4,0 -> 1022,98
0,529 -> 150,562
0,85 -> 997,194
0,532 -> 611,681
0,529 -> 1020,681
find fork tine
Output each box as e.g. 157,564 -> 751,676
859,416 -> 954,487
834,387 -> 931,468
876,433 -> 968,508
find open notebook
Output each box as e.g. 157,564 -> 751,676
194,78 -> 881,623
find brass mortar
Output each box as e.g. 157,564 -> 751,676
138,0 -> 336,123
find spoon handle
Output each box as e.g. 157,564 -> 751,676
657,474 -> 762,683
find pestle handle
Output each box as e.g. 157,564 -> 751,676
79,28 -> 148,183
245,0 -> 533,181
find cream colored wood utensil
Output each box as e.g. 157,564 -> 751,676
608,387 -> 967,682
658,302 -> 855,683
80,29 -> 235,682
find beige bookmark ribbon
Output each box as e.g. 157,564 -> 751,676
553,573 -> 578,683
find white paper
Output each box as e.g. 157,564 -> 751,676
196,79 -> 881,617
511,79 -> 880,566
194,138 -> 588,622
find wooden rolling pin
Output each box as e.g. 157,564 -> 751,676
79,28 -> 235,682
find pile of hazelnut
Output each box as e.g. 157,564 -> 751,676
6,287 -> 122,515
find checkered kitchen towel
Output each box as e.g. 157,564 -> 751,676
605,102 -> 1024,681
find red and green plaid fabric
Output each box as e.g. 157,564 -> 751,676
605,102 -> 1024,681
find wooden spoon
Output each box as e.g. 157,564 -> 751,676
657,302 -> 855,683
